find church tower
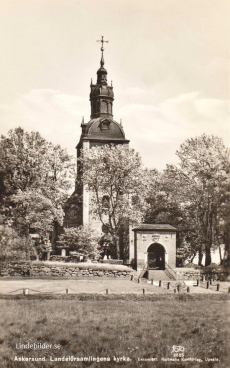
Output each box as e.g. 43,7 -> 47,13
75,37 -> 129,233
63,38 -> 177,272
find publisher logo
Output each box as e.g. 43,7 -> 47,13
171,345 -> 185,358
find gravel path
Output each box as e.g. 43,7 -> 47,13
0,278 -> 228,295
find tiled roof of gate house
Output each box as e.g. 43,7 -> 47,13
132,224 -> 177,231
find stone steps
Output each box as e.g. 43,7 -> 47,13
147,270 -> 172,281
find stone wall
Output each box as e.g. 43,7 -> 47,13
176,268 -> 202,280
0,261 -> 133,278
176,268 -> 229,281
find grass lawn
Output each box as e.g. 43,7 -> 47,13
0,295 -> 229,368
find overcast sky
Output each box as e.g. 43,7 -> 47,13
0,0 -> 229,170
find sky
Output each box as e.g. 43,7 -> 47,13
0,0 -> 229,170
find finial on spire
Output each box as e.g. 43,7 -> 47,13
120,119 -> 123,126
97,36 -> 109,68
111,80 -> 113,86
82,116 -> 84,124
91,78 -> 93,85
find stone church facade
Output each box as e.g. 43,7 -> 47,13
63,39 -> 176,274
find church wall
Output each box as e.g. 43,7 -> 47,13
82,140 -> 90,226
90,141 -> 129,148
129,224 -> 135,263
88,189 -> 103,236
63,190 -> 83,229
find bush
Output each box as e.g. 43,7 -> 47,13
57,226 -> 102,260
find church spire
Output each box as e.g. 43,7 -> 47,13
96,36 -> 109,85
90,36 -> 114,119
97,36 -> 108,69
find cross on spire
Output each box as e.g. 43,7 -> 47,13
97,36 -> 109,51
97,36 -> 109,68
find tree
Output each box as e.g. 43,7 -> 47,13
0,127 -> 75,196
164,134 -> 230,266
144,169 -> 185,226
79,144 -> 147,258
57,226 -> 101,259
0,127 -> 75,245
0,225 -> 36,262
10,190 -> 64,238
218,176 -> 230,267
143,169 -> 195,265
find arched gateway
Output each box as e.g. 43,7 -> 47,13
147,243 -> 165,270
131,224 -> 177,273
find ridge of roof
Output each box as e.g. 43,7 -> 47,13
132,224 -> 177,231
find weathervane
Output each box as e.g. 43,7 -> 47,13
97,36 -> 109,67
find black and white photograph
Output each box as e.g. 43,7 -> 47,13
0,1 -> 229,367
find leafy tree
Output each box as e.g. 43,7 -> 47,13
79,144 -> 147,258
144,169 -> 185,226
0,127 -> 75,245
143,169 -> 197,266
218,175 -> 230,266
0,127 -> 75,196
57,226 -> 101,259
164,134 -> 230,266
0,225 -> 36,262
10,190 -> 64,239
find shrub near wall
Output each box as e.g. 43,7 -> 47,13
0,261 -> 133,278
203,269 -> 229,281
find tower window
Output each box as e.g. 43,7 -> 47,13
101,101 -> 107,114
99,119 -> 111,130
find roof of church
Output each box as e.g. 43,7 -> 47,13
82,117 -> 127,139
133,224 -> 177,231
97,66 -> 107,73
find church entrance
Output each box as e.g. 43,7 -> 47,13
147,243 -> 165,270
